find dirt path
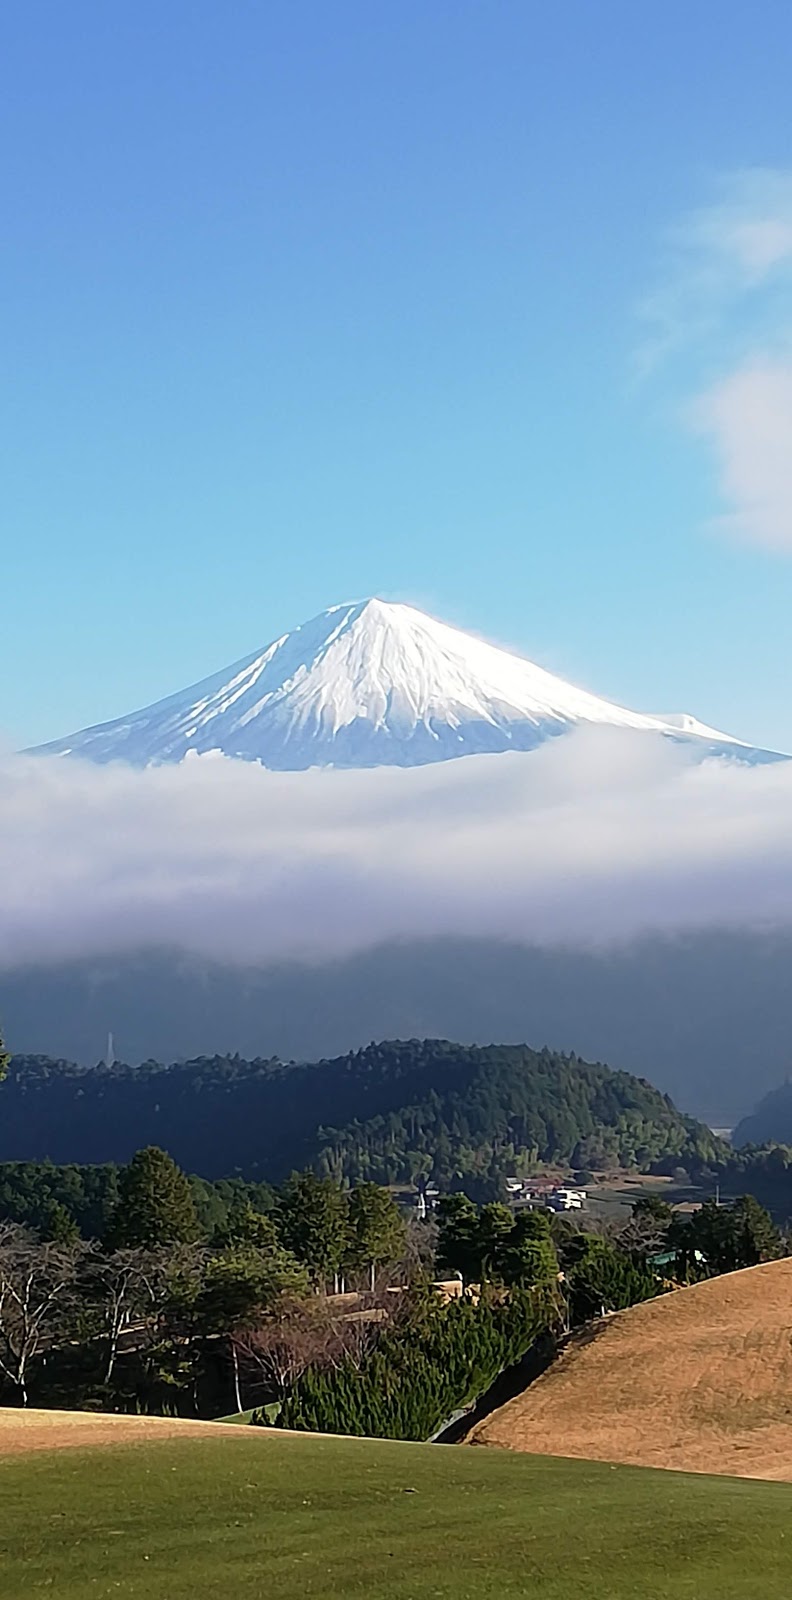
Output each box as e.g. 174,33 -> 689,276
471,1258 -> 792,1480
0,1409 -> 253,1456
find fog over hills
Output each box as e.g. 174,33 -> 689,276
3,930 -> 791,1126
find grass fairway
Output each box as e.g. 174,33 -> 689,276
2,1430 -> 792,1599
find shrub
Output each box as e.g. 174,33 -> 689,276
277,1286 -> 559,1440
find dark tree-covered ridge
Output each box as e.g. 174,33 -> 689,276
0,1040 -> 724,1185
734,1081 -> 792,1149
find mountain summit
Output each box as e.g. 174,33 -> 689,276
33,598 -> 777,769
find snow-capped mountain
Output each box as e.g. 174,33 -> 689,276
32,598 -> 781,769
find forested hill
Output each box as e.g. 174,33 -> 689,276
733,1081 -> 792,1148
0,1040 -> 724,1186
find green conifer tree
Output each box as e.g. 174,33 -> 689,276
107,1146 -> 200,1248
345,1183 -> 406,1289
277,1171 -> 350,1290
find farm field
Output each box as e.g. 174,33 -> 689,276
473,1258 -> 792,1478
2,1417 -> 792,1599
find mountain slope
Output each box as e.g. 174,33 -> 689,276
31,598 -> 776,769
733,1081 -> 792,1147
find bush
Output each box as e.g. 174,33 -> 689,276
565,1237 -> 661,1323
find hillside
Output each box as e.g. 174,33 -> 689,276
472,1258 -> 792,1479
3,1420 -> 792,1599
734,1081 -> 792,1148
0,1039 -> 723,1183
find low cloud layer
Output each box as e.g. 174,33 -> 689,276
2,731 -> 792,971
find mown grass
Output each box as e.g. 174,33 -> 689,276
2,1429 -> 792,1599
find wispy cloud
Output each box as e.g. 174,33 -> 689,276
1,737 -> 791,971
638,168 -> 792,372
641,169 -> 792,553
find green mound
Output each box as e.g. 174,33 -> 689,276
2,1429 -> 791,1599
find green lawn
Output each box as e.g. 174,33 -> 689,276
2,1429 -> 792,1599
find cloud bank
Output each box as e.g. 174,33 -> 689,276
2,733 -> 792,971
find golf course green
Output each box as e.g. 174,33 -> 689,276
2,1426 -> 791,1599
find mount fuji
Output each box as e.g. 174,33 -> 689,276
32,598 -> 782,770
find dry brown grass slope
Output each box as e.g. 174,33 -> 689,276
0,1408 -> 251,1455
471,1258 -> 792,1481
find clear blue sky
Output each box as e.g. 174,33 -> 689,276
4,1 -> 792,748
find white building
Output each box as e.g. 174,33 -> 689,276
546,1187 -> 587,1212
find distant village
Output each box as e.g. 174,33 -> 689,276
414,1180 -> 587,1220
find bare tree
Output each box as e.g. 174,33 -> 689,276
616,1197 -> 674,1260
328,1304 -> 382,1372
400,1214 -> 438,1283
82,1247 -> 174,1385
232,1284 -> 393,1412
232,1298 -> 331,1407
0,1223 -> 86,1406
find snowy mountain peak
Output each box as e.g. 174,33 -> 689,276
32,599 -> 781,770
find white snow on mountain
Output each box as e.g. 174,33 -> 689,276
31,598 -> 782,769
648,712 -> 743,744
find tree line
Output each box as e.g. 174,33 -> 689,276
0,1147 -> 409,1412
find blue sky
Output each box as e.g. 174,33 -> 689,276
4,1 -> 792,749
